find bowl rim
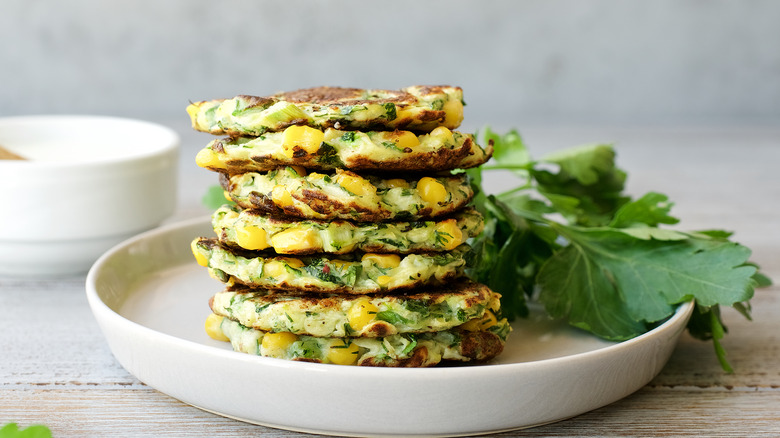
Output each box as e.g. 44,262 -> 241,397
0,114 -> 180,169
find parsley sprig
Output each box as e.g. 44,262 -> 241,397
0,423 -> 52,438
466,128 -> 771,372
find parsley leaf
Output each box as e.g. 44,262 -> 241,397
0,423 -> 52,438
467,194 -> 557,320
202,184 -> 234,210
537,225 -> 756,340
533,144 -> 629,227
467,128 -> 771,371
482,128 -> 531,175
375,310 -> 412,325
610,192 -> 680,228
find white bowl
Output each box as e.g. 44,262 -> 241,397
0,115 -> 179,277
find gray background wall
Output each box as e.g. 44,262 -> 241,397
2,0 -> 779,131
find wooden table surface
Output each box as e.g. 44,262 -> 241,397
2,124 -> 779,437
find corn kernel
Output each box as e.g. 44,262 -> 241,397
435,219 -> 463,250
271,185 -> 294,207
195,147 -> 225,169
186,103 -> 200,122
376,275 -> 393,287
308,172 -> 327,180
263,260 -> 287,278
329,260 -> 352,272
395,108 -> 412,122
235,223 -> 270,250
385,178 -> 408,189
337,173 -> 376,197
279,257 -> 305,269
327,340 -> 360,365
261,332 -> 299,358
348,297 -> 378,331
191,239 -> 208,267
442,98 -> 464,128
361,253 -> 401,269
290,166 -> 308,177
282,125 -> 324,158
271,227 -> 322,253
417,177 -> 448,204
481,311 -> 499,329
322,128 -> 341,143
205,313 -> 229,342
430,126 -> 455,144
223,190 -> 233,202
388,130 -> 420,150
488,296 -> 501,313
460,311 -> 498,332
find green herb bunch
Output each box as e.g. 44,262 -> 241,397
465,128 -> 771,372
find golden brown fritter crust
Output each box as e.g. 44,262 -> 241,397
210,283 -> 498,338
458,329 -> 505,361
220,170 -> 474,222
198,133 -> 491,174
223,280 -> 492,304
194,237 -> 469,295
277,87 -> 411,105
212,204 -> 484,256
187,85 -> 464,135
358,347 -> 431,367
221,269 -> 463,295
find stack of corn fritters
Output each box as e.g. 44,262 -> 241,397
188,85 -> 510,367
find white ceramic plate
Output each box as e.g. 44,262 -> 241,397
86,218 -> 694,437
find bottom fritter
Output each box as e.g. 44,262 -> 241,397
207,314 -> 510,367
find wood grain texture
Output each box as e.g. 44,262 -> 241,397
3,386 -> 780,437
2,126 -> 779,437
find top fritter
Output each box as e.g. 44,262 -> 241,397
187,86 -> 464,136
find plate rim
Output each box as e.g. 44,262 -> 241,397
85,216 -> 694,435
87,216 -> 693,374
